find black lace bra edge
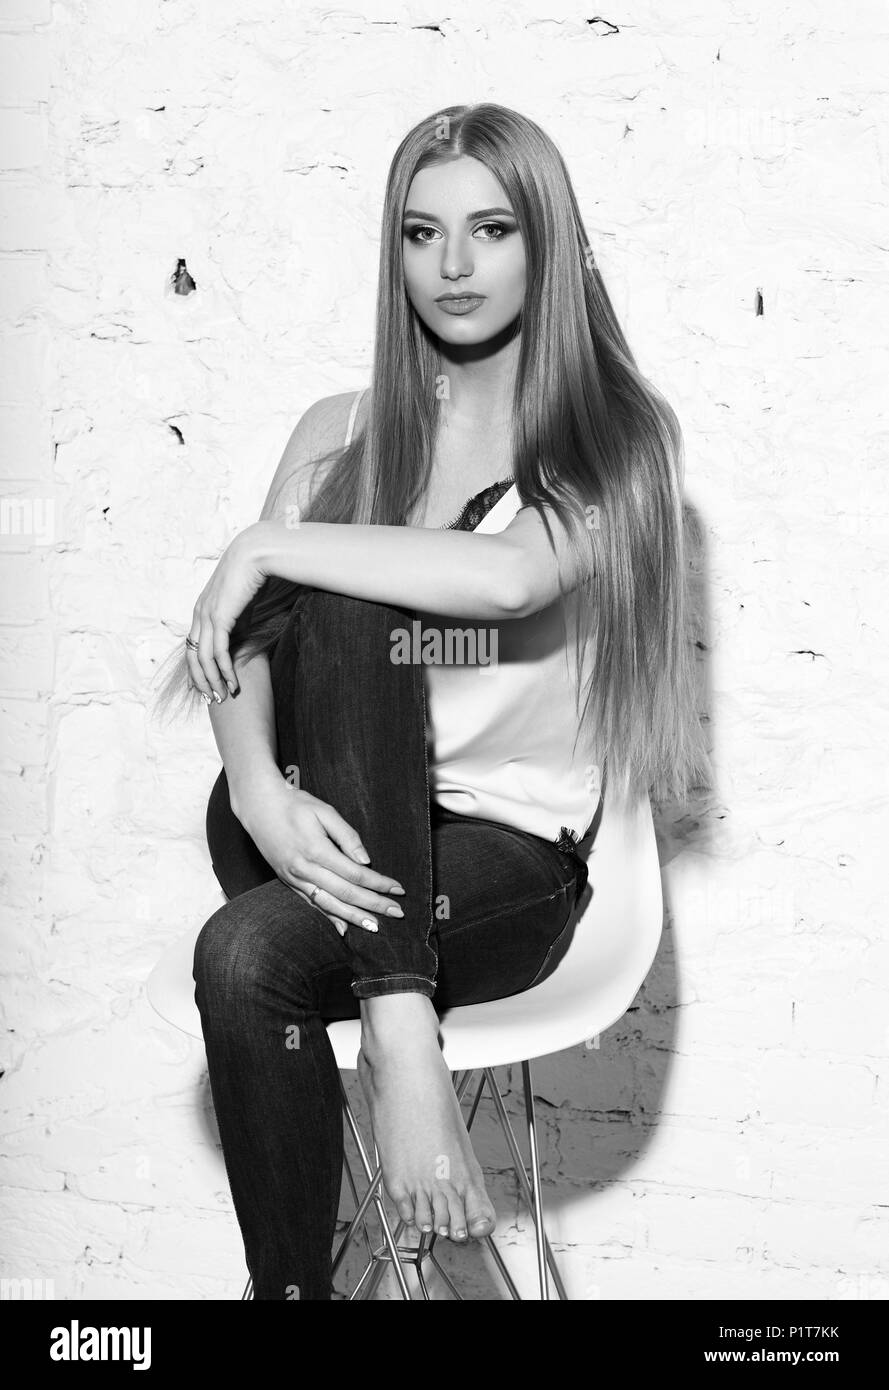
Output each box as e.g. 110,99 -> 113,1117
441,476 -> 516,532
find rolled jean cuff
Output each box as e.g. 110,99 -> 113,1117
351,973 -> 436,1000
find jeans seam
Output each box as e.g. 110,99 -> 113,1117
352,972 -> 436,987
523,907 -> 576,990
418,665 -> 438,985
439,880 -> 574,939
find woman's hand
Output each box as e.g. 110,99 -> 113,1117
237,778 -> 406,937
185,523 -> 273,701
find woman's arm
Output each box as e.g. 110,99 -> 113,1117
249,499 -> 586,622
205,391 -> 413,929
207,650 -> 281,826
206,394 -> 352,817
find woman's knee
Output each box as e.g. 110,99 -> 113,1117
193,896 -> 304,1005
194,903 -> 251,999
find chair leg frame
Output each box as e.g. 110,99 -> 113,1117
241,1060 -> 568,1301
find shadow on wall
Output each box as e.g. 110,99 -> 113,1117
520,498 -> 716,1251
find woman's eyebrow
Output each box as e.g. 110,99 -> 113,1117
402,206 -> 515,221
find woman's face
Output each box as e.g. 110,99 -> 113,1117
401,156 -> 526,345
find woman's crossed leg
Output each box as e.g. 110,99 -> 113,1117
195,588 -> 581,1299
193,805 -> 580,1300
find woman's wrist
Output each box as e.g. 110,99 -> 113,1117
246,518 -> 289,578
230,764 -> 289,831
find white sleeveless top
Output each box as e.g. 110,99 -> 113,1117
343,388 -> 601,844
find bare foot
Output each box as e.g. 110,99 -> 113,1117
358,993 -> 497,1243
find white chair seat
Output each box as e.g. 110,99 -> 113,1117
147,787 -> 662,1071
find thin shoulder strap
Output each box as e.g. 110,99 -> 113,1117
343,387 -> 368,448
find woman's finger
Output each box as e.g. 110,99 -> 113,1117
313,803 -> 373,866
211,622 -> 240,697
194,610 -> 228,703
286,878 -> 348,937
314,840 -> 406,896
303,853 -> 404,918
288,878 -> 379,933
185,634 -> 214,703
314,804 -> 405,893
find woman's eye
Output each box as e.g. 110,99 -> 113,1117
475,222 -> 510,240
405,222 -> 513,244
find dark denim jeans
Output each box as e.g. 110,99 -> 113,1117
193,587 -> 592,1300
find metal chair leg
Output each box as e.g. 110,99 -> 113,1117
339,1077 -> 413,1300
522,1059 -> 550,1300
332,1131 -> 379,1277
482,1234 -> 522,1300
482,1066 -> 569,1300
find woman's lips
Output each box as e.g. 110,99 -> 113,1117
436,295 -> 485,316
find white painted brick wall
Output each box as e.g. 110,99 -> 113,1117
1,0 -> 887,1301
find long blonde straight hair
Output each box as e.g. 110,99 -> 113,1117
153,102 -> 711,810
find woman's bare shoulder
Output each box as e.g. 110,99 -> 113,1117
258,389 -> 366,522
296,388 -> 367,454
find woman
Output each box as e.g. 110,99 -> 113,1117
153,102 -> 710,1300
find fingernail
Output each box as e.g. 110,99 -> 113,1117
438,1226 -> 448,1236
201,692 -> 211,704
355,847 -> 371,864
456,1229 -> 467,1240
212,691 -> 222,704
227,681 -> 240,697
386,905 -> 404,918
421,1224 -> 433,1233
389,883 -> 405,894
361,918 -> 378,932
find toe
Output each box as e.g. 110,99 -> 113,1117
446,1188 -> 469,1243
396,1198 -> 415,1227
413,1189 -> 434,1235
389,1182 -> 415,1229
465,1186 -> 496,1239
431,1190 -> 450,1238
